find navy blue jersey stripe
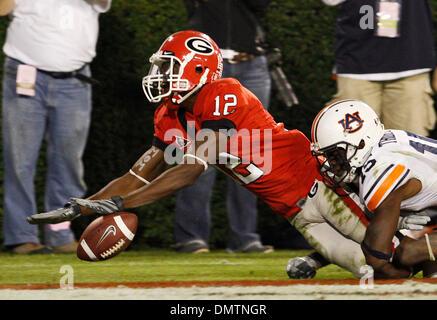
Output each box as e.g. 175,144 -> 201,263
392,169 -> 410,192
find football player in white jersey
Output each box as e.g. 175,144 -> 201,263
310,99 -> 437,279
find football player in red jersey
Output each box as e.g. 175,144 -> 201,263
27,31 -> 426,278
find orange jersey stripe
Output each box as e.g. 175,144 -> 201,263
367,165 -> 406,211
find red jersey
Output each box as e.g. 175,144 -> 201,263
153,78 -> 322,218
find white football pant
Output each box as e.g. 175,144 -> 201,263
288,180 -> 367,277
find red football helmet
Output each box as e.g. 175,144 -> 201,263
142,30 -> 223,105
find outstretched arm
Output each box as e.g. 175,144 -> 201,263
27,146 -> 168,223
82,146 -> 168,213
28,130 -> 227,223
85,129 -> 226,210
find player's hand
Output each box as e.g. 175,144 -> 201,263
26,202 -> 82,224
397,214 -> 431,231
70,196 -> 124,215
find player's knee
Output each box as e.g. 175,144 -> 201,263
348,255 -> 367,278
342,223 -> 366,243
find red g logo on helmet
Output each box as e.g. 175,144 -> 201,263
143,30 -> 223,104
338,112 -> 364,133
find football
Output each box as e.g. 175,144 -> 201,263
77,212 -> 138,261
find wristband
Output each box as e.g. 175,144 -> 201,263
129,169 -> 151,185
362,241 -> 393,261
183,154 -> 208,171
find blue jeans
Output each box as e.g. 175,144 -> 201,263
174,55 -> 272,250
2,57 -> 91,248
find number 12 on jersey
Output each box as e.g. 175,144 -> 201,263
213,94 -> 237,116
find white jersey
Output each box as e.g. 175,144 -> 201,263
359,130 -> 437,212
3,0 -> 111,72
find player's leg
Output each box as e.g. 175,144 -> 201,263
289,212 -> 366,277
288,181 -> 368,277
395,211 -> 437,276
172,166 -> 217,252
419,261 -> 437,278
230,55 -> 272,111
333,77 -> 383,117
2,57 -> 47,250
43,67 -> 92,250
226,177 -> 273,252
223,55 -> 273,253
316,182 -> 368,243
394,231 -> 437,269
382,72 -> 435,136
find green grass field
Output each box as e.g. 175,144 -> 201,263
0,249 -> 356,285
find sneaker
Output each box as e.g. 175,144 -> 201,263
11,243 -> 52,255
229,241 -> 274,253
171,240 -> 210,253
30,246 -> 53,254
52,241 -> 78,253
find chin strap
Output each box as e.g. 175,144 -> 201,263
171,69 -> 210,105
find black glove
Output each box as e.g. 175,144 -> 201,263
70,196 -> 125,215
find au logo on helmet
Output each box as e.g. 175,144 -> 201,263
185,37 -> 214,55
338,112 -> 364,133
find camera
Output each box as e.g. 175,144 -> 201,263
265,47 -> 299,109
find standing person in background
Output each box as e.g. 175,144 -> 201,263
171,0 -> 274,253
1,0 -> 111,254
322,0 -> 436,136
272,0 -> 437,278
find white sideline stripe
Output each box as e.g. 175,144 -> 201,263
80,239 -> 98,261
114,216 -> 135,240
